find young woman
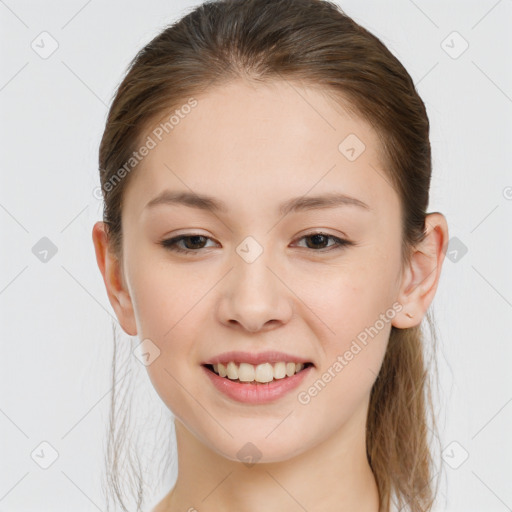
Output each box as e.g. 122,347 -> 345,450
92,0 -> 449,511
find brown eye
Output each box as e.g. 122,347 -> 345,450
180,235 -> 208,250
160,232 -> 353,256
160,234 -> 216,254
304,233 -> 331,249
294,232 -> 353,252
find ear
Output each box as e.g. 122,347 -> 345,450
392,213 -> 449,329
92,221 -> 138,336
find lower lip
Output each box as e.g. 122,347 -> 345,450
202,365 -> 313,404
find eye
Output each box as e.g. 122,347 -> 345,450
292,232 -> 353,252
159,234 -> 217,254
159,231 -> 353,255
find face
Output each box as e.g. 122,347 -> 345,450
116,79 -> 405,463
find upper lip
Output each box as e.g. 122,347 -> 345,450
202,350 -> 313,366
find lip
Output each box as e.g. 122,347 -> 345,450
202,350 -> 313,366
202,363 -> 314,404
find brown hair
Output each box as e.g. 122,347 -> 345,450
98,1 -> 442,510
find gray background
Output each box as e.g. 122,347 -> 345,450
1,0 -> 511,511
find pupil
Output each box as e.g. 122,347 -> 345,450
186,235 -> 206,249
308,234 -> 327,249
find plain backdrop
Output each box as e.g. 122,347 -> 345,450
1,1 -> 511,511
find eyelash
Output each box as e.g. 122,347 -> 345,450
159,232 -> 354,255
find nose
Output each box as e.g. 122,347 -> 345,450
215,248 -> 294,333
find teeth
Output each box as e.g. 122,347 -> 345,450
212,361 -> 308,383
218,363 -> 227,378
238,363 -> 255,382
273,362 -> 286,379
255,363 -> 274,383
226,361 -> 238,380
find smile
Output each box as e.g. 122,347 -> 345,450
202,362 -> 314,404
205,361 -> 313,384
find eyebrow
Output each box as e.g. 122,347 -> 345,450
144,190 -> 372,216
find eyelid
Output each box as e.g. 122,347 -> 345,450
294,228 -> 349,241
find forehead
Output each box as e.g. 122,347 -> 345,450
124,79 -> 397,221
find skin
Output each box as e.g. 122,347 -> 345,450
92,79 -> 448,512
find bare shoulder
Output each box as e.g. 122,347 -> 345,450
150,499 -> 165,512
149,501 -> 162,512
150,490 -> 172,512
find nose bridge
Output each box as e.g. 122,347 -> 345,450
216,235 -> 293,331
232,237 -> 278,303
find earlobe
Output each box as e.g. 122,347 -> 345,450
92,221 -> 138,336
392,213 -> 449,329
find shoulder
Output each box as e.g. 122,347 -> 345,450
149,500 -> 164,512
150,490 -> 172,512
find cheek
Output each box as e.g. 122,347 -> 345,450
127,252 -> 208,339
125,252 -> 211,405
294,269 -> 394,434
307,248 -> 399,375
310,254 -> 399,333
126,264 -> 203,403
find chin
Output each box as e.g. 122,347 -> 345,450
205,432 -> 312,465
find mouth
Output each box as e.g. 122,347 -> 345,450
202,361 -> 314,384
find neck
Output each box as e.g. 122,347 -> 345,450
163,402 -> 380,512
